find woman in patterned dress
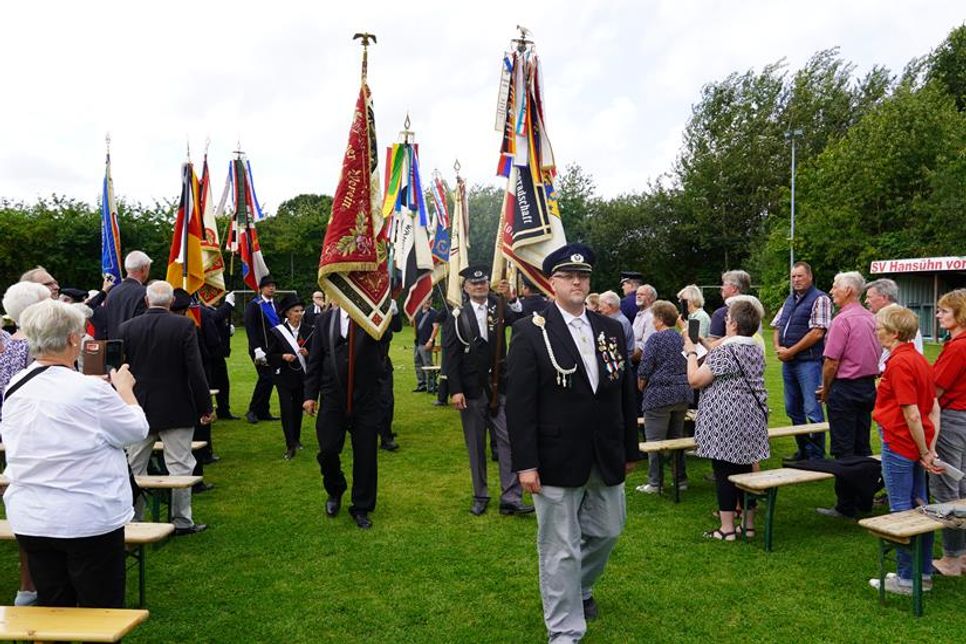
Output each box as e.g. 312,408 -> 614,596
683,300 -> 769,541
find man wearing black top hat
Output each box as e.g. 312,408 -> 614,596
506,243 -> 639,641
244,275 -> 280,424
442,265 -> 529,517
618,271 -> 643,321
266,294 -> 313,460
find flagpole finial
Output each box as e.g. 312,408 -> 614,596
186,137 -> 191,162
105,133 -> 111,157
513,25 -> 533,52
204,137 -> 211,156
353,32 -> 377,80
454,159 -> 461,174
400,113 -> 414,143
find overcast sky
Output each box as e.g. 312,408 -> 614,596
1,1 -> 962,210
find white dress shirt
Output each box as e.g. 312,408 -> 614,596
473,301 -> 489,341
557,304 -> 599,392
340,308 -> 350,338
1,363 -> 149,538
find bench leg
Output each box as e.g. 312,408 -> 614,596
877,538 -> 889,606
670,451 -> 680,504
166,489 -> 173,523
126,544 -> 146,608
763,489 -> 777,552
656,452 -> 665,496
912,535 -> 923,617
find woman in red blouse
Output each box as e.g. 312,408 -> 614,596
869,305 -> 942,594
931,288 -> 966,576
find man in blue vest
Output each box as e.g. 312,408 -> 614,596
771,261 -> 832,461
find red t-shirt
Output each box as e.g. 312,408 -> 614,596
934,333 -> 966,410
873,343 -> 936,461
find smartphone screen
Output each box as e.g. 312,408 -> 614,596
688,318 -> 701,344
678,299 -> 689,319
105,339 -> 125,371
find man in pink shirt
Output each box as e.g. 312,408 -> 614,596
816,271 -> 881,518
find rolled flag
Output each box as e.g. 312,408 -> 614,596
165,162 -> 206,294
491,34 -> 566,294
317,41 -> 392,340
100,144 -> 122,286
196,153 -> 227,305
224,155 -> 270,292
445,172 -> 470,308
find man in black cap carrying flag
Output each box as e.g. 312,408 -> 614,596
244,275 -> 280,424
506,243 -> 640,642
443,265 -> 530,517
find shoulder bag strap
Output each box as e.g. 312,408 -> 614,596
2,365 -> 53,402
725,345 -> 768,421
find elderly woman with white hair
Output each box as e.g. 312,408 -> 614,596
0,299 -> 149,608
0,281 -> 52,606
676,284 -> 710,339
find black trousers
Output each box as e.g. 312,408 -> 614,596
378,369 -> 395,444
827,377 -> 876,459
248,363 -> 275,418
711,460 -> 757,511
17,527 -> 126,607
211,355 -> 232,415
276,380 -> 305,450
315,397 -> 380,515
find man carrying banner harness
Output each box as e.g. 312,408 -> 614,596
443,264 -> 529,517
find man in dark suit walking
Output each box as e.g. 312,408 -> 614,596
244,275 -> 280,424
507,243 -> 640,642
443,265 -> 529,517
208,291 -> 236,420
101,250 -> 152,339
121,281 -> 213,536
302,303 -> 402,529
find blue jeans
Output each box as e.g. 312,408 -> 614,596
881,442 -> 934,581
781,359 -> 826,459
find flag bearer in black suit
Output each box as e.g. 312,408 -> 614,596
266,294 -> 314,460
443,265 -> 529,517
302,302 -> 402,529
244,275 -> 280,424
506,244 -> 640,641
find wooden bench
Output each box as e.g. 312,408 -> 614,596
0,605 -> 149,642
135,475 -> 203,522
727,468 -> 835,552
858,499 -> 966,617
149,440 -> 208,476
636,422 -> 831,503
0,520 -> 173,609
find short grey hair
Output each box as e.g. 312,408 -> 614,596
19,299 -> 85,356
865,278 -> 899,302
726,294 -> 765,319
834,271 -> 865,296
721,270 -> 751,293
19,266 -> 52,283
599,290 -> 621,310
637,284 -> 657,303
2,281 -> 52,324
124,250 -> 153,272
146,280 -> 174,308
676,284 -> 704,308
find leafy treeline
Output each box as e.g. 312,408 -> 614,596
2,27 -> 964,312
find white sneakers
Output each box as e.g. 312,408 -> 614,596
868,572 -> 933,595
14,590 -> 37,606
635,484 -> 660,494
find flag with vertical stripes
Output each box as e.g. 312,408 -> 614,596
100,148 -> 122,286
165,162 -> 206,294
196,153 -> 226,305
224,156 -> 270,292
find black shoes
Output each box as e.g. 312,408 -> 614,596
582,596 -> 598,621
380,439 -> 400,452
174,523 -> 208,536
325,493 -> 342,517
259,415 -> 280,421
412,385 -> 427,393
499,503 -> 535,516
283,448 -> 296,461
353,512 -> 373,529
218,412 -> 239,420
432,400 -> 446,407
246,411 -> 259,424
201,454 -> 221,465
192,482 -> 215,494
470,499 -> 489,516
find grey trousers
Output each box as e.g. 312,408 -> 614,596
931,408 -> 966,557
127,426 -> 196,529
533,467 -> 626,643
643,401 -> 688,487
414,345 -> 436,389
459,394 -> 521,505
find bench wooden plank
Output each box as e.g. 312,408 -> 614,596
0,605 -> 148,642
153,441 -> 207,451
0,520 -> 173,545
858,499 -> 966,540
638,422 -> 830,454
729,468 -> 834,492
135,475 -> 202,490
766,422 -> 829,438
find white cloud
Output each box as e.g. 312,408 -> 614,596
1,0 -> 962,206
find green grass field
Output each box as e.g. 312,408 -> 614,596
1,335 -> 960,642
